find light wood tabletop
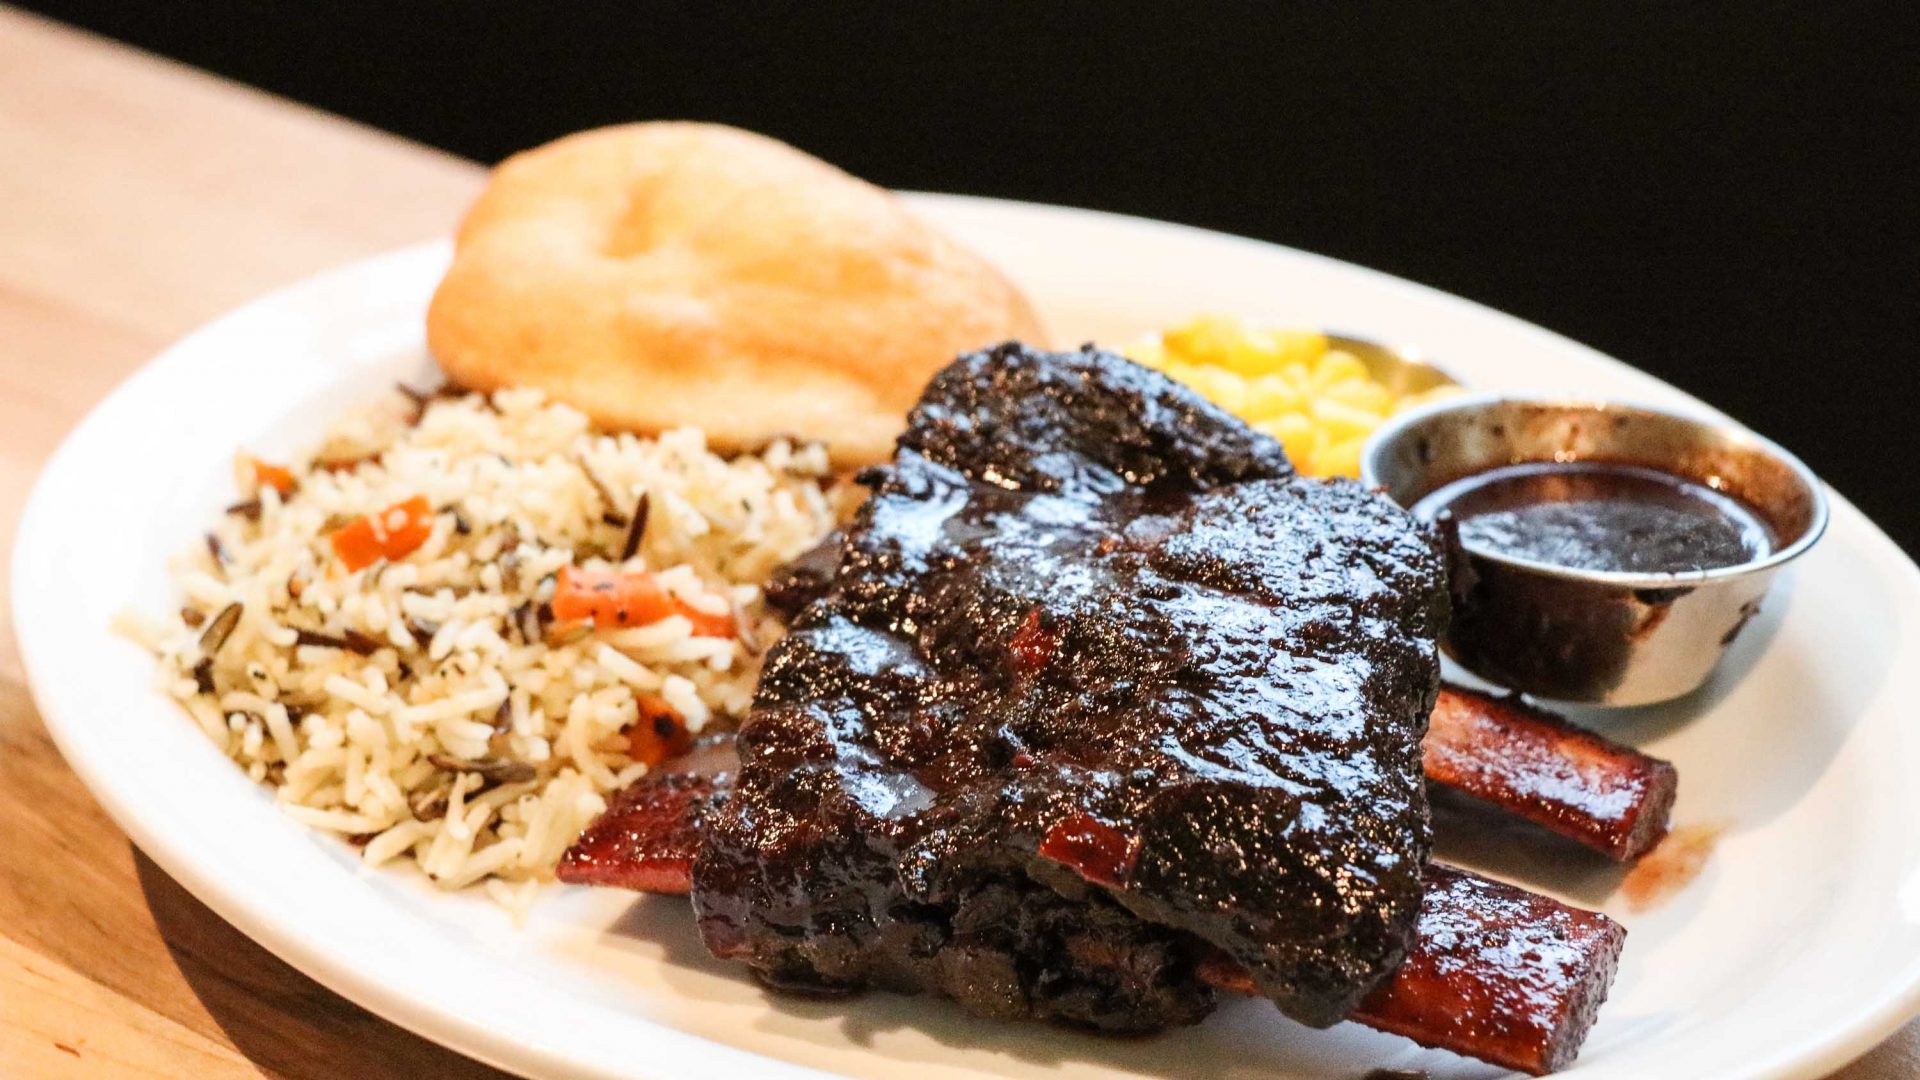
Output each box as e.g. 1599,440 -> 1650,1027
0,7 -> 1912,1078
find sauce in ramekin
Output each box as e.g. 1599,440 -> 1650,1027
1412,461 -> 1772,575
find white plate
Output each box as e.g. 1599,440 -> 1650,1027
16,195 -> 1920,1080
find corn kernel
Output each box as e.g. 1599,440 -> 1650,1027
1310,398 -> 1382,441
1261,329 -> 1329,369
1231,331 -> 1320,377
1161,314 -> 1244,367
1321,378 -> 1393,415
1257,413 -> 1319,465
1238,375 -> 1303,419
1221,336 -> 1282,376
1309,349 -> 1369,391
1317,435 -> 1368,479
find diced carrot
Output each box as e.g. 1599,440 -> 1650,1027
329,495 -> 435,571
249,457 -> 297,496
626,695 -> 693,767
550,565 -> 735,637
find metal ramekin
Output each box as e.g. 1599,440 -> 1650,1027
1361,395 -> 1829,706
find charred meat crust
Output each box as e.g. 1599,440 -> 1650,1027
774,557 -> 1680,867
567,736 -> 1629,1071
692,344 -> 1448,1030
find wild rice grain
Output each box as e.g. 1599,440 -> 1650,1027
133,389 -> 855,907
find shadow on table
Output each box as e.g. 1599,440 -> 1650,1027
134,851 -> 512,1079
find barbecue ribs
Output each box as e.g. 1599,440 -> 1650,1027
563,344 -> 1631,1073
562,734 -> 1629,1075
691,343 -> 1449,1029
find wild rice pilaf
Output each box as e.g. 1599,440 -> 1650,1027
118,387 -> 852,915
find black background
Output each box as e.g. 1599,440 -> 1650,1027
26,2 -> 1919,551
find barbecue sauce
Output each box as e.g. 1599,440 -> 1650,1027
1412,462 -> 1771,575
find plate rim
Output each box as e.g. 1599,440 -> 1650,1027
16,193 -> 1920,1080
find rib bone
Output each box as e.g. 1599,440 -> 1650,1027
560,748 -> 1627,1075
1425,685 -> 1677,860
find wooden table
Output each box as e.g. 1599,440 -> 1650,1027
0,8 -> 1910,1077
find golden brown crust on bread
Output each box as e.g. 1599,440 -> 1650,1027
427,122 -> 1046,465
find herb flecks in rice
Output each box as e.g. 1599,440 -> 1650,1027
131,388 -> 849,914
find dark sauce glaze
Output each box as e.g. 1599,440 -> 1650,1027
1350,866 -> 1625,1075
1194,861 -> 1627,1074
1413,462 -> 1771,575
1423,685 -> 1677,861
557,734 -> 738,894
693,344 -> 1450,1031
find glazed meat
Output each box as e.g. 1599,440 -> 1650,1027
1426,685 -> 1677,861
558,735 -> 739,893
564,736 -> 1628,1074
1349,866 -> 1626,1074
1199,864 -> 1626,1075
774,552 -> 1681,867
563,346 -> 1636,1068
691,344 -> 1449,1030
